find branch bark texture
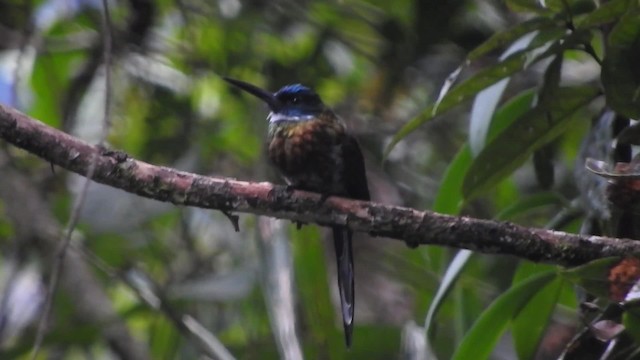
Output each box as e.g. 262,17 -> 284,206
0,103 -> 638,267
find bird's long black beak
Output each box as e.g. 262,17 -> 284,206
223,77 -> 282,112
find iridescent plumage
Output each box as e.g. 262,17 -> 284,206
224,77 -> 370,347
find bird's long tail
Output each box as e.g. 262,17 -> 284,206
333,226 -> 354,347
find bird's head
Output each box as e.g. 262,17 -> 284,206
224,77 -> 325,122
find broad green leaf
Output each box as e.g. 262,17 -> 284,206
29,51 -> 81,127
462,86 -> 599,200
387,53 -> 533,156
433,145 -> 472,215
424,250 -> 473,336
469,29 -> 562,156
512,263 -> 563,360
451,271 -> 557,360
432,66 -> 465,116
486,89 -> 538,141
512,262 -> 557,285
114,87 -> 151,157
433,89 -> 536,213
428,91 -> 543,349
469,33 -> 538,155
602,6 -> 640,118
414,57 -> 512,352
468,18 -> 558,61
425,146 -> 474,353
545,0 -> 597,14
149,315 -> 180,360
506,0 -> 553,14
385,29 -> 591,158
528,54 -> 563,189
623,311 -> 640,344
576,0 -> 633,29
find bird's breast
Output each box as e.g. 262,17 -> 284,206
268,116 -> 347,193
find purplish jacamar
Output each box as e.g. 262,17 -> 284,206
224,77 -> 370,347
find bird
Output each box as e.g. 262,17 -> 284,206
224,77 -> 370,347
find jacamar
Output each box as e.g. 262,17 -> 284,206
224,77 -> 370,347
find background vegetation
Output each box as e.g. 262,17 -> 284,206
0,0 -> 638,359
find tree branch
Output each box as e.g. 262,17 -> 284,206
0,103 -> 637,267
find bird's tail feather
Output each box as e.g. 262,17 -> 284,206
333,226 -> 354,347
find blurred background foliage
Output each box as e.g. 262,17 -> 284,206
0,0 -> 639,359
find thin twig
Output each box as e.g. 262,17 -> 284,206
30,1 -> 114,358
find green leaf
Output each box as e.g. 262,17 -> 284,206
470,66 -> 547,158
469,34 -> 539,155
425,146 -> 476,351
623,311 -> 640,344
467,29 -> 566,157
462,86 -> 599,200
602,6 -> 640,118
424,250 -> 473,336
545,0 -> 597,14
29,51 -> 81,127
428,101 -> 550,348
576,0 -> 633,29
433,145 -> 472,215
149,316 -> 180,360
506,0 -> 553,14
385,29 -> 590,158
387,54 -> 529,156
512,264 -> 564,360
433,89 -> 536,213
486,89 -> 538,141
451,271 -> 557,360
528,54 -> 563,189
467,18 -> 558,62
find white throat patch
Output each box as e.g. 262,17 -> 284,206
268,112 -> 316,123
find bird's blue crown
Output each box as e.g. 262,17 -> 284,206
273,84 -> 324,117
276,84 -> 312,96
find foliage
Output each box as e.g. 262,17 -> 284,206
0,0 -> 639,359
392,0 -> 640,358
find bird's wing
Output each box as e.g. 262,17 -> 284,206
342,135 -> 370,201
333,134 -> 369,347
